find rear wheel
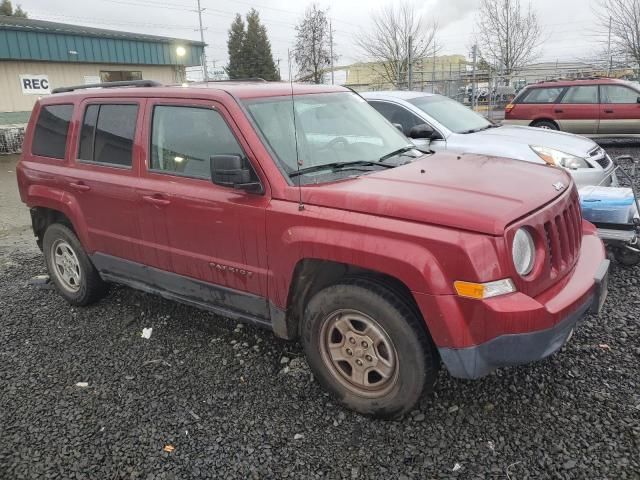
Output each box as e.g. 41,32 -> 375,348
43,223 -> 108,305
301,280 -> 439,418
531,120 -> 559,130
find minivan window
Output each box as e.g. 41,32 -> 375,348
32,104 -> 73,159
78,104 -> 138,167
150,105 -> 243,179
561,86 -> 598,104
601,85 -> 640,104
519,87 -> 563,104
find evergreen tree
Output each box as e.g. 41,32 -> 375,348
239,9 -> 280,81
226,14 -> 246,79
13,4 -> 26,17
0,0 -> 28,17
0,0 -> 13,16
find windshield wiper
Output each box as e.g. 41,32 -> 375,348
460,124 -> 495,134
379,145 -> 416,162
289,160 -> 394,178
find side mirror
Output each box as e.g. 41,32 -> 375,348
408,123 -> 436,140
210,154 -> 263,194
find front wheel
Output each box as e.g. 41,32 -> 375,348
301,280 -> 439,418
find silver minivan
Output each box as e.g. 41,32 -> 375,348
364,91 -> 617,188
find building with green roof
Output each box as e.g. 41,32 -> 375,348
0,15 -> 205,118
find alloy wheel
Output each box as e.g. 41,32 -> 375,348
50,239 -> 82,292
319,309 -> 399,398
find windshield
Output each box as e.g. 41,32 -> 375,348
408,95 -> 492,134
243,92 -> 411,176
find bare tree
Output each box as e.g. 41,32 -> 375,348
595,0 -> 640,71
294,4 -> 336,84
356,2 -> 438,88
475,0 -> 543,81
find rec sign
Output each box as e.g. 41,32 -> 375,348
19,74 -> 51,95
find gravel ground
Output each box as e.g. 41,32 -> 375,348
0,147 -> 639,479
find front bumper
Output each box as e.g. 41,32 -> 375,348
438,295 -> 591,379
413,231 -> 609,380
437,259 -> 609,379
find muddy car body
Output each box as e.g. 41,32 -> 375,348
17,81 -> 609,417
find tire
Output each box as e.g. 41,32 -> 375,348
43,223 -> 108,306
531,120 -> 559,130
300,279 -> 439,418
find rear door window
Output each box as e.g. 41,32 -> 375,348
560,86 -> 599,104
601,85 -> 640,103
78,104 -> 138,167
32,104 -> 73,159
519,87 -> 563,104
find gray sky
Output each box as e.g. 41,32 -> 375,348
18,0 -> 605,77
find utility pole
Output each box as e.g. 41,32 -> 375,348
329,20 -> 335,85
408,35 -> 413,90
431,45 -> 436,91
607,15 -> 612,76
196,0 -> 208,81
471,44 -> 478,110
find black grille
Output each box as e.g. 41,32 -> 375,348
595,155 -> 611,169
543,197 -> 582,274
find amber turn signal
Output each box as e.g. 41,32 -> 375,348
454,279 -> 516,299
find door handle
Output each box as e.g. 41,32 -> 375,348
604,109 -> 614,113
69,182 -> 90,192
142,194 -> 171,206
554,109 -> 564,113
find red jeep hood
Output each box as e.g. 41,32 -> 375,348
302,152 -> 572,235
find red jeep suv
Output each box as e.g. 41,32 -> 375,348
17,80 -> 609,417
504,78 -> 640,136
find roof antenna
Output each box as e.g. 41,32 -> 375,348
288,49 -> 304,211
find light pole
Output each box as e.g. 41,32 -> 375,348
176,46 -> 186,83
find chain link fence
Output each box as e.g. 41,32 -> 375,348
344,62 -> 640,122
0,126 -> 25,155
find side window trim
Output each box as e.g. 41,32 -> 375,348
146,102 -> 254,183
76,101 -> 140,170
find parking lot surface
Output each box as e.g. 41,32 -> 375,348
0,149 -> 639,479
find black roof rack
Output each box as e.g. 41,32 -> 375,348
204,77 -> 267,83
52,80 -> 162,94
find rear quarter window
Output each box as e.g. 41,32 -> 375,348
517,87 -> 564,104
31,104 -> 74,159
78,104 -> 138,167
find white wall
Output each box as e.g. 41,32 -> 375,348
0,61 -> 179,113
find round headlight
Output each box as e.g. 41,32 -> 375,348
512,228 -> 535,276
